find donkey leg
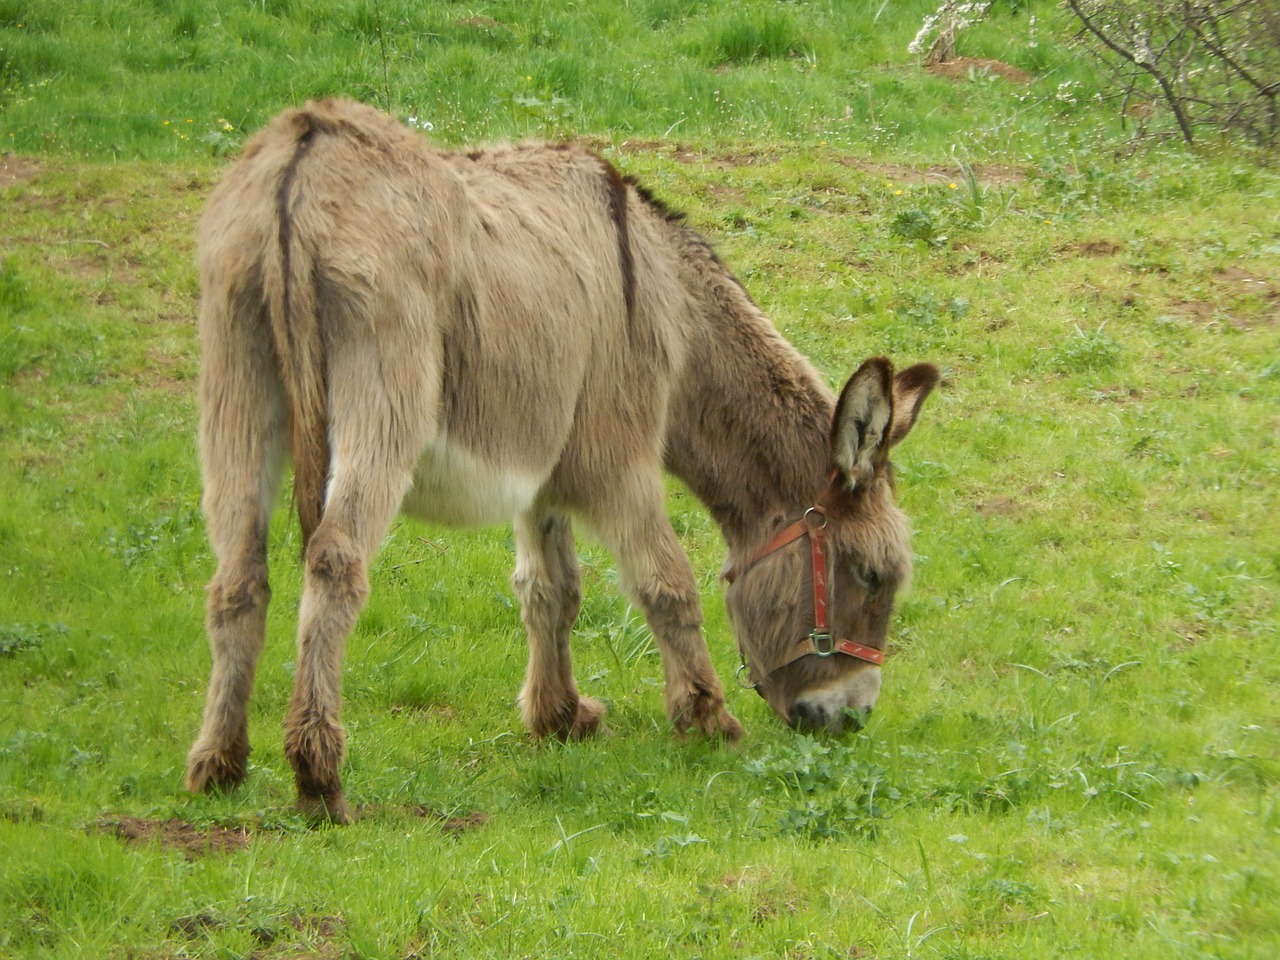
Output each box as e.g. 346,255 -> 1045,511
283,343 -> 430,822
187,541 -> 272,793
283,517 -> 371,824
512,512 -> 604,739
187,296 -> 287,793
593,476 -> 743,742
285,479 -> 420,823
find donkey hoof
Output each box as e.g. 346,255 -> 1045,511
688,708 -> 744,744
567,696 -> 607,740
185,749 -> 249,794
671,692 -> 745,744
297,791 -> 354,825
524,693 -> 608,740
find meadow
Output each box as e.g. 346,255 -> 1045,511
1,1 -> 1278,957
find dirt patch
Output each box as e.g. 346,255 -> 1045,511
1,801 -> 44,823
708,150 -> 772,169
605,140 -> 1027,186
974,496 -> 1022,518
718,866 -> 801,923
0,155 -> 41,189
96,815 -> 249,859
1167,265 -> 1279,329
706,182 -> 747,205
838,157 -> 1027,187
1075,239 -> 1123,257
612,140 -> 776,170
1165,297 -> 1217,325
410,806 -> 491,837
455,15 -> 503,30
388,702 -> 460,725
1216,265 -> 1277,301
172,909 -> 346,957
926,57 -> 1034,85
352,803 -> 491,834
142,346 -> 197,394
1092,385 -> 1142,404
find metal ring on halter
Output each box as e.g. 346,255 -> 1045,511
803,506 -> 827,528
734,662 -> 759,690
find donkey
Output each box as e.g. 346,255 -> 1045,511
186,98 -> 938,822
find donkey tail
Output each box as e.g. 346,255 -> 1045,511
264,111 -> 329,549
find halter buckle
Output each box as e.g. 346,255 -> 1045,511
811,632 -> 835,656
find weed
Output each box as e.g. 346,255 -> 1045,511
640,831 -> 707,859
198,117 -> 241,157
1044,323 -> 1121,372
892,207 -> 947,246
745,735 -> 899,839
896,291 -> 970,327
0,622 -> 60,656
104,509 -> 202,571
496,90 -> 576,138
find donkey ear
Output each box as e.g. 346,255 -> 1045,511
831,357 -> 894,489
888,362 -> 940,447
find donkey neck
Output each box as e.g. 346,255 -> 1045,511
662,252 -> 835,560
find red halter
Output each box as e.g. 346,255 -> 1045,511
725,507 -> 885,689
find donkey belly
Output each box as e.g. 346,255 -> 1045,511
399,437 -> 546,528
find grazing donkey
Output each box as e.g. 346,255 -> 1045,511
187,98 -> 938,822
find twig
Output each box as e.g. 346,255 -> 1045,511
1066,0 -> 1197,144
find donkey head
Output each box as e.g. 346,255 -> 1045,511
725,357 -> 938,733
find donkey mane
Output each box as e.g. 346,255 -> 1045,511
647,205 -> 835,551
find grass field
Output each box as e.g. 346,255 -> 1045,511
2,1 -> 1278,958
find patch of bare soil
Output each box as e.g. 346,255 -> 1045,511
409,805 -> 491,837
606,140 -> 1029,188
974,496 -> 1022,518
837,157 -> 1027,187
350,802 -> 491,835
455,15 -> 503,30
1217,266 -> 1279,316
172,910 -> 346,958
1075,239 -> 1123,257
0,154 -> 41,188
610,140 -> 777,170
1168,265 -> 1279,330
1,801 -> 44,823
96,815 -> 249,859
926,57 -> 1035,84
718,866 -> 801,923
1092,385 -> 1143,404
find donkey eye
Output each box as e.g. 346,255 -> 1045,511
853,566 -> 881,591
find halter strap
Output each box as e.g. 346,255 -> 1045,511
722,520 -> 808,585
726,507 -> 886,689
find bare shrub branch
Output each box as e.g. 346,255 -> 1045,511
1066,0 -> 1280,150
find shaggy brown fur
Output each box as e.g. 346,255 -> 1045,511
186,98 -> 937,821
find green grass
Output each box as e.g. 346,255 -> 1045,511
2,1 -> 1279,958
1,0 -> 1117,157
